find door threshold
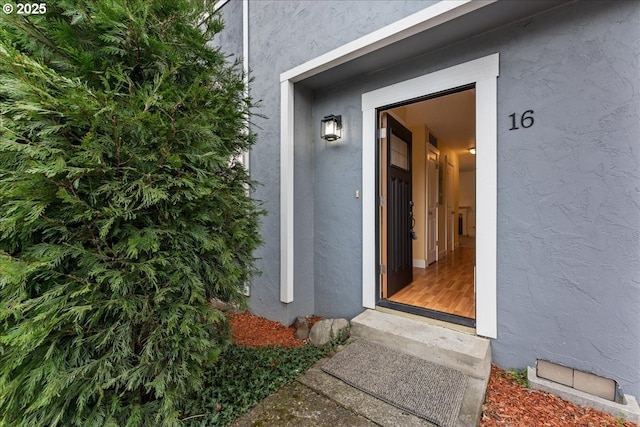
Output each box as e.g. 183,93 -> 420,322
377,299 -> 476,329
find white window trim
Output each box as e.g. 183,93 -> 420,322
362,53 -> 499,338
278,0 -> 496,305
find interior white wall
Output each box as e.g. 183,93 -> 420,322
459,171 -> 476,237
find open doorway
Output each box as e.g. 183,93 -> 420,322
378,87 -> 476,327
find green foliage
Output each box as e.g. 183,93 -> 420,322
0,1 -> 262,425
505,368 -> 529,388
614,415 -> 626,427
183,343 -> 336,426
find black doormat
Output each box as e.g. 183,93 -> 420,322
322,339 -> 468,427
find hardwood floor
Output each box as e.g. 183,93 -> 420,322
388,245 -> 475,319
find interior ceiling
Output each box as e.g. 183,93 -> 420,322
395,88 -> 476,172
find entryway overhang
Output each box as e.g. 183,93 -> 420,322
278,0 -> 570,310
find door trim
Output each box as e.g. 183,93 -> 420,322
362,53 -> 498,338
278,2 -> 495,305
426,144 -> 440,265
446,159 -> 455,253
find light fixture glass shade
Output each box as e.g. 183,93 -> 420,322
468,147 -> 476,155
321,115 -> 342,141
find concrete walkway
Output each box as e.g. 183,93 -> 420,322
231,354 -> 437,427
230,376 -> 379,427
233,310 -> 491,427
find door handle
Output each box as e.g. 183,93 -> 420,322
409,201 -> 417,240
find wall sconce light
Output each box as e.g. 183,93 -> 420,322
321,115 -> 342,142
468,147 -> 476,155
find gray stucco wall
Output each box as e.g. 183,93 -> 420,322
216,0 -> 639,399
236,1 -> 436,324
312,91 -> 365,319
212,0 -> 243,62
493,0 -> 640,400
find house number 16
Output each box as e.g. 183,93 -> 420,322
509,110 -> 534,130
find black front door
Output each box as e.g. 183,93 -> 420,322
386,115 -> 413,297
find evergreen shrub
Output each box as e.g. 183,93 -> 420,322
0,1 -> 262,425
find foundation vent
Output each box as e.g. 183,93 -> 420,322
536,360 -> 622,403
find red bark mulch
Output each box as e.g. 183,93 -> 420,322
230,312 -> 638,427
482,365 -> 637,427
229,311 -> 321,348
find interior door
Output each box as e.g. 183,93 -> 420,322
446,160 -> 455,252
386,114 -> 413,297
426,146 -> 439,264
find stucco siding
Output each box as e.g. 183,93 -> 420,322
245,1 -> 438,323
494,0 -> 640,400
212,0 -> 243,61
222,0 -> 639,399
313,91 -> 365,319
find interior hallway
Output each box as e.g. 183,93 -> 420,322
388,240 -> 475,319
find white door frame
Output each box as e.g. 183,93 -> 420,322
446,159 -> 455,253
362,53 -> 498,338
426,144 -> 440,265
278,1 -> 495,305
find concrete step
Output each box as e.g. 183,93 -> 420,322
349,309 -> 491,426
351,309 -> 491,380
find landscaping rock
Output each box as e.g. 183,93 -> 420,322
331,318 -> 349,339
309,320 -> 332,346
209,298 -> 241,313
309,318 -> 349,346
294,316 -> 310,340
209,297 -> 230,312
